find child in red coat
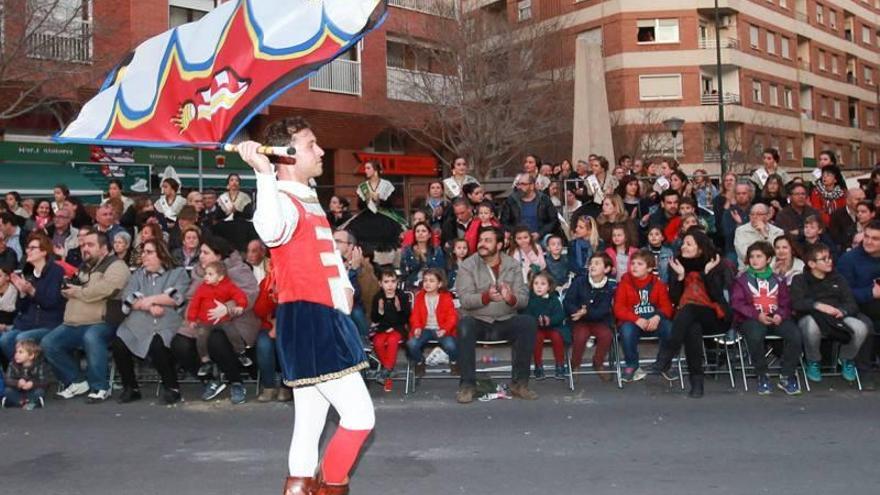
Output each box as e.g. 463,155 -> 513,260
187,261 -> 249,376
406,268 -> 458,377
465,202 -> 501,253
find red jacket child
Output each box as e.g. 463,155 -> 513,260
187,276 -> 249,325
252,268 -> 278,338
613,272 -> 674,323
465,218 -> 501,253
409,289 -> 458,337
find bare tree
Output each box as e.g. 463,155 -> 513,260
387,1 -> 573,180
0,0 -> 101,126
610,107 -> 677,162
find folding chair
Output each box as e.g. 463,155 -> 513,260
801,338 -> 862,392
615,333 -> 685,390
405,339 -> 514,395
735,334 -> 805,392
699,332 -> 738,389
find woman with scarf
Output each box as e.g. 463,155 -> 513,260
810,158 -> 847,227
653,228 -> 733,398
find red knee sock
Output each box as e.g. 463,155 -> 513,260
321,427 -> 372,484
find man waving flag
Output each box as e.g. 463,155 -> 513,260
56,0 -> 387,148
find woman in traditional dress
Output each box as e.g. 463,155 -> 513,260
443,156 -> 480,201
343,160 -> 407,254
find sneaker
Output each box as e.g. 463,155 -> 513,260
374,368 -> 387,385
805,361 -> 822,383
839,359 -> 857,382
238,354 -> 253,368
197,362 -> 213,378
162,387 -> 182,405
631,367 -> 647,382
201,381 -> 227,401
229,383 -> 247,404
756,374 -> 772,396
1,397 -> 9,408
586,335 -> 596,348
777,376 -> 802,396
56,381 -> 89,399
533,365 -> 545,380
117,387 -> 142,404
383,378 -> 393,392
621,367 -> 636,382
23,402 -> 38,411
86,389 -> 112,403
257,387 -> 277,403
554,365 -> 566,380
33,396 -> 45,408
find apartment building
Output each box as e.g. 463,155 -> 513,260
498,0 -> 880,172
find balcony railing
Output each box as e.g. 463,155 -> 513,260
698,37 -> 739,49
309,59 -> 362,96
388,0 -> 456,17
386,66 -> 456,103
701,92 -> 741,105
703,151 -> 722,163
801,108 -> 814,120
26,23 -> 92,63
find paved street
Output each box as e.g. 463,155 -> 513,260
1,375 -> 878,495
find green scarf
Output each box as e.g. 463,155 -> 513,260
747,265 -> 774,280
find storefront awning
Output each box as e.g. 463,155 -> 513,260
0,162 -> 104,198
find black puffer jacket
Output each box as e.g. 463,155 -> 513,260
790,270 -> 859,317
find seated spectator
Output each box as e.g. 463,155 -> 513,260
562,188 -> 583,227
616,176 -> 649,224
645,189 -> 681,244
446,238 -> 469,290
187,260 -> 250,378
733,203 -> 783,271
829,188 -> 866,252
848,201 -> 876,250
614,250 -> 674,382
425,181 -> 450,229
0,212 -> 25,265
407,268 -> 458,381
130,223 -> 165,267
605,222 -> 639,281
791,243 -> 869,385
543,234 -> 569,289
670,213 -> 701,253
112,231 -> 133,269
509,225 -> 546,284
251,258 -> 292,403
217,173 -> 252,221
654,229 -> 733,398
63,196 -> 93,230
1,234 -> 65,361
155,176 -> 187,223
720,181 -> 754,262
172,225 -> 201,271
186,190 -> 204,215
526,271 -> 566,380
167,205 -> 199,251
669,169 -> 692,200
462,182 -> 485,212
836,219 -> 880,389
326,195 -> 352,230
755,174 -> 787,222
245,239 -> 269,283
102,179 -> 134,214
646,226 -> 674,284
568,215 -> 602,278
441,198 -> 474,250
465,201 -> 501,254
595,195 -> 635,245
772,235 -> 804,285
454,227 -> 537,404
751,148 -> 792,189
0,231 -> 18,273
42,230 -> 130,403
731,241 -> 802,395
692,169 -> 718,211
810,164 -> 847,227
799,215 -> 840,261
29,199 -> 53,233
45,207 -> 78,263
333,229 -> 378,337
5,191 -> 29,220
370,270 -> 410,393
92,203 -> 125,245
52,184 -> 69,215
712,172 -> 737,231
2,340 -> 48,409
200,189 -> 223,227
0,266 -> 17,338
112,239 -> 189,404
500,173 -> 559,240
564,253 -> 615,379
401,210 -> 440,248
400,222 -> 446,289
443,156 -> 480,201
171,236 -> 260,405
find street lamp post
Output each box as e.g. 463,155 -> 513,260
663,117 -> 685,162
714,0 -> 728,176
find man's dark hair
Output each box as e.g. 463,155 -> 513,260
746,241 -> 775,261
763,147 -> 780,163
865,219 -> 880,232
0,211 -> 18,227
788,182 -> 808,195
660,189 -> 680,202
85,228 -> 111,249
679,196 -> 696,208
462,182 -> 481,198
378,268 -> 398,281
617,155 -> 631,166
804,242 -> 831,263
857,200 -> 876,214
451,197 -> 470,209
334,228 -> 357,247
477,226 -> 503,244
264,116 -> 312,146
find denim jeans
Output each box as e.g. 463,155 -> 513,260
406,329 -> 457,363
619,318 -> 672,369
350,306 -> 369,339
42,323 -> 115,391
3,387 -> 45,407
256,332 -> 278,387
0,327 -> 53,361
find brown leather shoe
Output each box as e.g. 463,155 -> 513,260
257,387 -> 277,403
415,362 -> 427,378
277,387 -> 293,402
456,385 -> 475,404
594,364 -> 612,382
510,382 -> 538,400
449,362 -> 460,376
315,477 -> 349,495
283,476 -> 316,495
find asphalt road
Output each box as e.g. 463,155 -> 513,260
1,375 -> 878,495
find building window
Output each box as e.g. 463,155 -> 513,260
863,26 -> 872,44
831,55 -> 839,74
868,108 -> 875,127
780,0 -> 787,7
828,9 -> 837,29
769,84 -> 779,106
637,19 -> 680,44
816,4 -> 824,25
766,32 -> 776,54
865,66 -> 874,85
517,0 -> 531,21
170,5 -> 208,28
640,133 -> 684,157
752,80 -> 763,103
781,37 -> 791,59
638,74 -> 683,100
818,50 -> 826,70
785,139 -> 795,160
821,96 -> 829,116
25,0 -> 95,63
784,87 -> 794,109
834,99 -> 842,119
749,25 -> 760,48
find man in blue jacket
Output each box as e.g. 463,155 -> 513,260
837,219 -> 880,389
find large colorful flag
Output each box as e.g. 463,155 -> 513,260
56,0 -> 387,148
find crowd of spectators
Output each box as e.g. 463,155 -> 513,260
2,147 -> 880,409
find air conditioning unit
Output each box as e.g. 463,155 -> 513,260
720,16 -> 733,27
